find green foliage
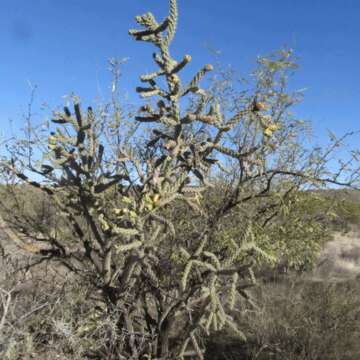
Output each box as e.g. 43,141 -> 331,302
334,199 -> 360,228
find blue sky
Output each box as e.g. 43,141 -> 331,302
1,0 -> 359,145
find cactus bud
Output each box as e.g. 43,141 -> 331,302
252,100 -> 268,112
184,54 -> 192,62
205,64 -> 213,71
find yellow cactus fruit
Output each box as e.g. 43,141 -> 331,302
152,193 -> 160,205
114,208 -> 122,215
264,123 -> 281,137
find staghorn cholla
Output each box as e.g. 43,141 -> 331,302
1,0 -> 359,358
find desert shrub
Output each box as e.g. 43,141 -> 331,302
0,184 -> 58,240
0,245 -> 128,360
235,278 -> 360,360
0,248 -> 74,359
306,190 -> 360,232
334,200 -> 360,230
0,0 -> 359,358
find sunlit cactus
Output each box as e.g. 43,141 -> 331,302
1,0 -> 359,358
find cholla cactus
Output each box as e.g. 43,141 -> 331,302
1,0 -> 359,358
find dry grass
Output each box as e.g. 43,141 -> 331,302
313,228 -> 360,280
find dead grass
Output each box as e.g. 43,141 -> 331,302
313,228 -> 360,280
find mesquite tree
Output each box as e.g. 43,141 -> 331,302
1,0 -> 359,358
